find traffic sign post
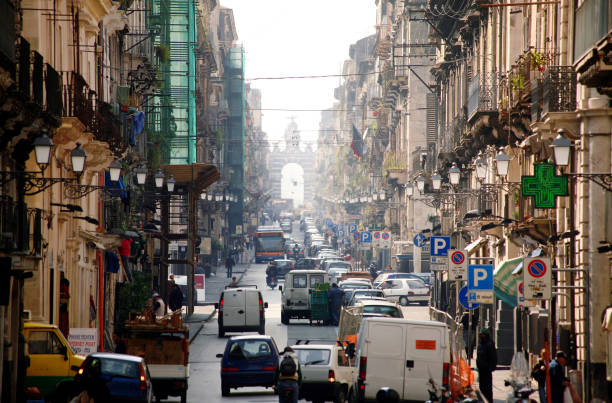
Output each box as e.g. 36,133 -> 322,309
458,286 -> 479,310
430,236 -> 451,265
373,231 -> 381,247
353,231 -> 361,241
467,264 -> 494,304
448,249 -> 467,280
523,257 -> 551,299
413,233 -> 426,248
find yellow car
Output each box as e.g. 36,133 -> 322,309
24,322 -> 85,400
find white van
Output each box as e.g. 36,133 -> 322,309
348,317 -> 450,402
215,287 -> 268,337
279,270 -> 329,324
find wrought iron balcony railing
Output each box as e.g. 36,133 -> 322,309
0,196 -> 41,254
531,66 -> 577,121
91,101 -> 128,157
15,37 -> 63,119
62,70 -> 96,130
467,72 -> 498,122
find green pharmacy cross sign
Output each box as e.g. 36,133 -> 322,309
522,164 -> 568,208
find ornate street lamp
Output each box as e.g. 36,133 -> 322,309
33,132 -> 53,172
135,167 -> 147,185
475,155 -> 487,181
449,163 -> 461,185
432,172 -> 442,190
495,150 -> 511,177
406,183 -> 413,196
367,196 -> 373,203
70,142 -> 87,176
379,191 -> 386,201
108,160 -> 122,182
154,169 -> 165,188
166,175 -> 175,192
416,176 -> 425,193
552,129 -> 572,167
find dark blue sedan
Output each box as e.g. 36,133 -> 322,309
216,335 -> 280,396
74,353 -> 154,402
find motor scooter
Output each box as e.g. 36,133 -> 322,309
505,352 -> 537,403
266,275 -> 278,289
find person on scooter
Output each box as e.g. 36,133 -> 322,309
266,262 -> 279,288
274,346 -> 302,403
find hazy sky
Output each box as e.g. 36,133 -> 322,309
221,0 -> 376,147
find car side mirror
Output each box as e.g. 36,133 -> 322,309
264,302 -> 269,308
214,303 -> 219,309
216,353 -> 224,359
278,285 -> 283,292
60,345 -> 68,360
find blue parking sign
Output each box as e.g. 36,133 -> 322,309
468,265 -> 494,290
361,231 -> 371,243
338,230 -> 345,238
430,236 -> 451,257
348,224 -> 357,234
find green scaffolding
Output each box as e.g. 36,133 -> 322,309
147,0 -> 197,165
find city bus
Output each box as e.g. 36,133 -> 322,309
255,226 -> 285,263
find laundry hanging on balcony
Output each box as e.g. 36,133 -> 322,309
129,110 -> 146,146
104,171 -> 128,200
350,125 -> 364,158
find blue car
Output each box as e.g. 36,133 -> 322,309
216,335 -> 280,396
73,353 -> 154,402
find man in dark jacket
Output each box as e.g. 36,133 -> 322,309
168,283 -> 183,311
476,327 -> 497,403
225,255 -> 235,278
549,351 -> 567,403
327,283 -> 345,326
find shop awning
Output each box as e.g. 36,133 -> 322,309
161,163 -> 220,194
465,237 -> 487,255
511,248 -> 544,275
494,256 -> 523,307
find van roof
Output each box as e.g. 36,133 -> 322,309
362,317 -> 448,328
24,322 -> 58,330
287,269 -> 327,274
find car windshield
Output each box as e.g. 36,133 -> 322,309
276,261 -> 292,268
97,358 -> 140,378
328,262 -> 350,269
340,283 -> 370,290
406,279 -> 427,289
362,305 -> 402,318
228,340 -> 273,360
328,269 -> 347,276
353,290 -> 384,298
256,237 -> 284,252
294,348 -> 331,365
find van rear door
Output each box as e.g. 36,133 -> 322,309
222,289 -> 246,327
403,325 -> 446,401
244,290 -> 261,327
363,321 -> 405,399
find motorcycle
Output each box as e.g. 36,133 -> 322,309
505,352 -> 537,403
278,385 -> 295,402
266,275 -> 278,289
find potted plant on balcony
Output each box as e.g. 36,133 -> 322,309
528,50 -> 548,72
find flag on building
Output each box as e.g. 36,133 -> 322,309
350,125 -> 364,158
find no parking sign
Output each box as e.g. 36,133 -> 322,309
448,249 -> 467,280
523,257 -> 551,299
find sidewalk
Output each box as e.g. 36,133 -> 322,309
473,368 -> 517,403
183,260 -> 251,342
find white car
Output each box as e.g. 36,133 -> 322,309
355,300 -> 404,318
215,287 -> 268,337
377,278 -> 431,306
338,280 -> 372,291
326,261 -> 353,272
291,343 -> 356,403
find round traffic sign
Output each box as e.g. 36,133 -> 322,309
518,282 -> 524,295
373,232 -> 381,239
527,259 -> 547,278
451,251 -> 465,265
353,231 -> 360,240
458,286 -> 479,310
381,232 -> 390,240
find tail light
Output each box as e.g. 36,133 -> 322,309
358,356 -> 367,381
427,289 -> 431,295
219,298 -> 224,314
74,367 -> 84,383
222,367 -> 240,372
139,363 -> 147,391
262,366 -> 276,371
328,369 -> 335,382
259,296 -> 264,319
442,362 -> 450,387
408,291 -> 415,295
182,338 -> 189,365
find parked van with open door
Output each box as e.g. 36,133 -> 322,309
348,317 -> 450,402
216,287 -> 268,337
279,270 -> 328,324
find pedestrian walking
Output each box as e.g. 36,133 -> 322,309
476,327 -> 497,403
275,346 -> 301,403
225,254 -> 235,278
168,282 -> 183,311
112,331 -> 126,354
531,348 -> 547,403
327,283 -> 344,326
152,293 -> 166,317
549,351 -> 568,403
460,309 -> 479,360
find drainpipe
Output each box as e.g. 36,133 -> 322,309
98,172 -> 104,351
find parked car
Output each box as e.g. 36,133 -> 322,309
338,280 -> 372,291
216,335 -> 280,396
271,259 -> 295,279
73,353 -> 154,403
24,321 -> 86,401
355,300 -> 404,318
326,261 -> 353,272
291,342 -> 356,403
410,272 -> 434,286
328,268 -> 348,284
216,287 -> 268,337
295,257 -> 322,270
347,317 -> 450,402
372,272 -> 428,288
377,278 -> 431,306
345,289 -> 386,306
